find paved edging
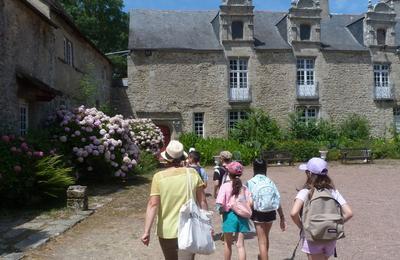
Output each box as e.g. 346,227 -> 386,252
1,210 -> 94,260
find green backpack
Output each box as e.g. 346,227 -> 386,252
302,189 -> 345,242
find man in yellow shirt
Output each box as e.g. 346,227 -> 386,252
141,140 -> 208,260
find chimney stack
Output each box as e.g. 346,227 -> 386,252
319,0 -> 330,19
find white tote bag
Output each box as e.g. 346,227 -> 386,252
178,169 -> 215,255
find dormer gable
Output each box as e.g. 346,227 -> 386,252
219,0 -> 255,45
287,0 -> 322,45
364,0 -> 397,47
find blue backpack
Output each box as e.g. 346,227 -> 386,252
248,175 -> 280,212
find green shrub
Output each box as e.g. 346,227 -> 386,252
230,109 -> 282,152
326,148 -> 341,161
287,113 -> 338,144
339,114 -> 370,141
133,151 -> 159,175
276,140 -> 320,162
35,156 -> 74,199
0,136 -> 75,207
179,133 -> 201,151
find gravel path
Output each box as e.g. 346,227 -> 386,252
24,160 -> 400,260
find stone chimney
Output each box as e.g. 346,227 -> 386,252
319,0 -> 330,19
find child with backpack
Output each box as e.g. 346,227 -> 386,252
188,150 -> 208,187
247,159 -> 287,260
216,161 -> 252,260
213,151 -> 232,198
290,157 -> 353,260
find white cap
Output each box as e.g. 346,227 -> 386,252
299,157 -> 328,175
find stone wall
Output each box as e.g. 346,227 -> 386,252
1,0 -> 56,132
0,0 -> 112,134
124,47 -> 400,138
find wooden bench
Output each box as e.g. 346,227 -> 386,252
262,150 -> 294,166
340,148 -> 373,163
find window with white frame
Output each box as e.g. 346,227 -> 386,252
19,101 -> 29,136
374,64 -> 389,87
228,111 -> 248,129
297,59 -> 315,86
394,107 -> 400,133
64,37 -> 74,66
193,113 -> 204,137
230,59 -> 248,89
297,106 -> 318,124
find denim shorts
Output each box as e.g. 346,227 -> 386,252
222,211 -> 251,233
302,238 -> 336,257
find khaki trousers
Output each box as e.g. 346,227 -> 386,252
158,237 -> 195,260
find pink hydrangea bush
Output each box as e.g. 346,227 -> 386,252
129,119 -> 164,154
0,135 -> 58,206
49,106 -> 163,178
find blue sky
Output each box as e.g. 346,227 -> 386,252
123,0 -> 382,14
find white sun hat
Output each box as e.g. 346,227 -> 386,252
160,140 -> 188,162
299,157 -> 328,175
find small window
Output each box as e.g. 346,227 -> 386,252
228,111 -> 248,130
394,107 -> 400,133
300,24 -> 311,41
377,29 -> 386,45
297,106 -> 318,124
193,113 -> 205,137
64,37 -> 74,66
19,100 -> 29,136
232,21 -> 244,39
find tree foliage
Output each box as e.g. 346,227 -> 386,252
59,0 -> 129,53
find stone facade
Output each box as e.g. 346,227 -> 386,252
125,0 -> 400,138
0,0 -> 112,134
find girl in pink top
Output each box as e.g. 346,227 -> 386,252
216,161 -> 252,260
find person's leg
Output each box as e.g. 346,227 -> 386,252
178,249 -> 195,260
255,222 -> 272,260
158,237 -> 178,260
224,233 -> 234,260
236,232 -> 246,260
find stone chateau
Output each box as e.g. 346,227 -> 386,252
125,0 -> 400,139
0,0 -> 112,135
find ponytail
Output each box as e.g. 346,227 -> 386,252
231,175 -> 242,197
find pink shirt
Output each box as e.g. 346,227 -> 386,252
216,182 -> 251,212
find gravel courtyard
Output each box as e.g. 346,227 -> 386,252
24,160 -> 400,260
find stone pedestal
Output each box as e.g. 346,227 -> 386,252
67,185 -> 88,210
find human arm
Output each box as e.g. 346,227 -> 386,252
196,186 -> 208,210
213,180 -> 220,199
141,195 -> 160,246
277,205 -> 287,231
290,198 -> 304,230
341,204 -> 353,223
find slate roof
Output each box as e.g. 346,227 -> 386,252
128,9 -> 394,52
129,10 -> 223,50
321,14 -> 366,51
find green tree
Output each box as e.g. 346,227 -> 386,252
60,0 -> 129,53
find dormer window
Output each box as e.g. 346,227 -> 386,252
300,24 -> 311,41
232,21 -> 244,39
377,29 -> 386,45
